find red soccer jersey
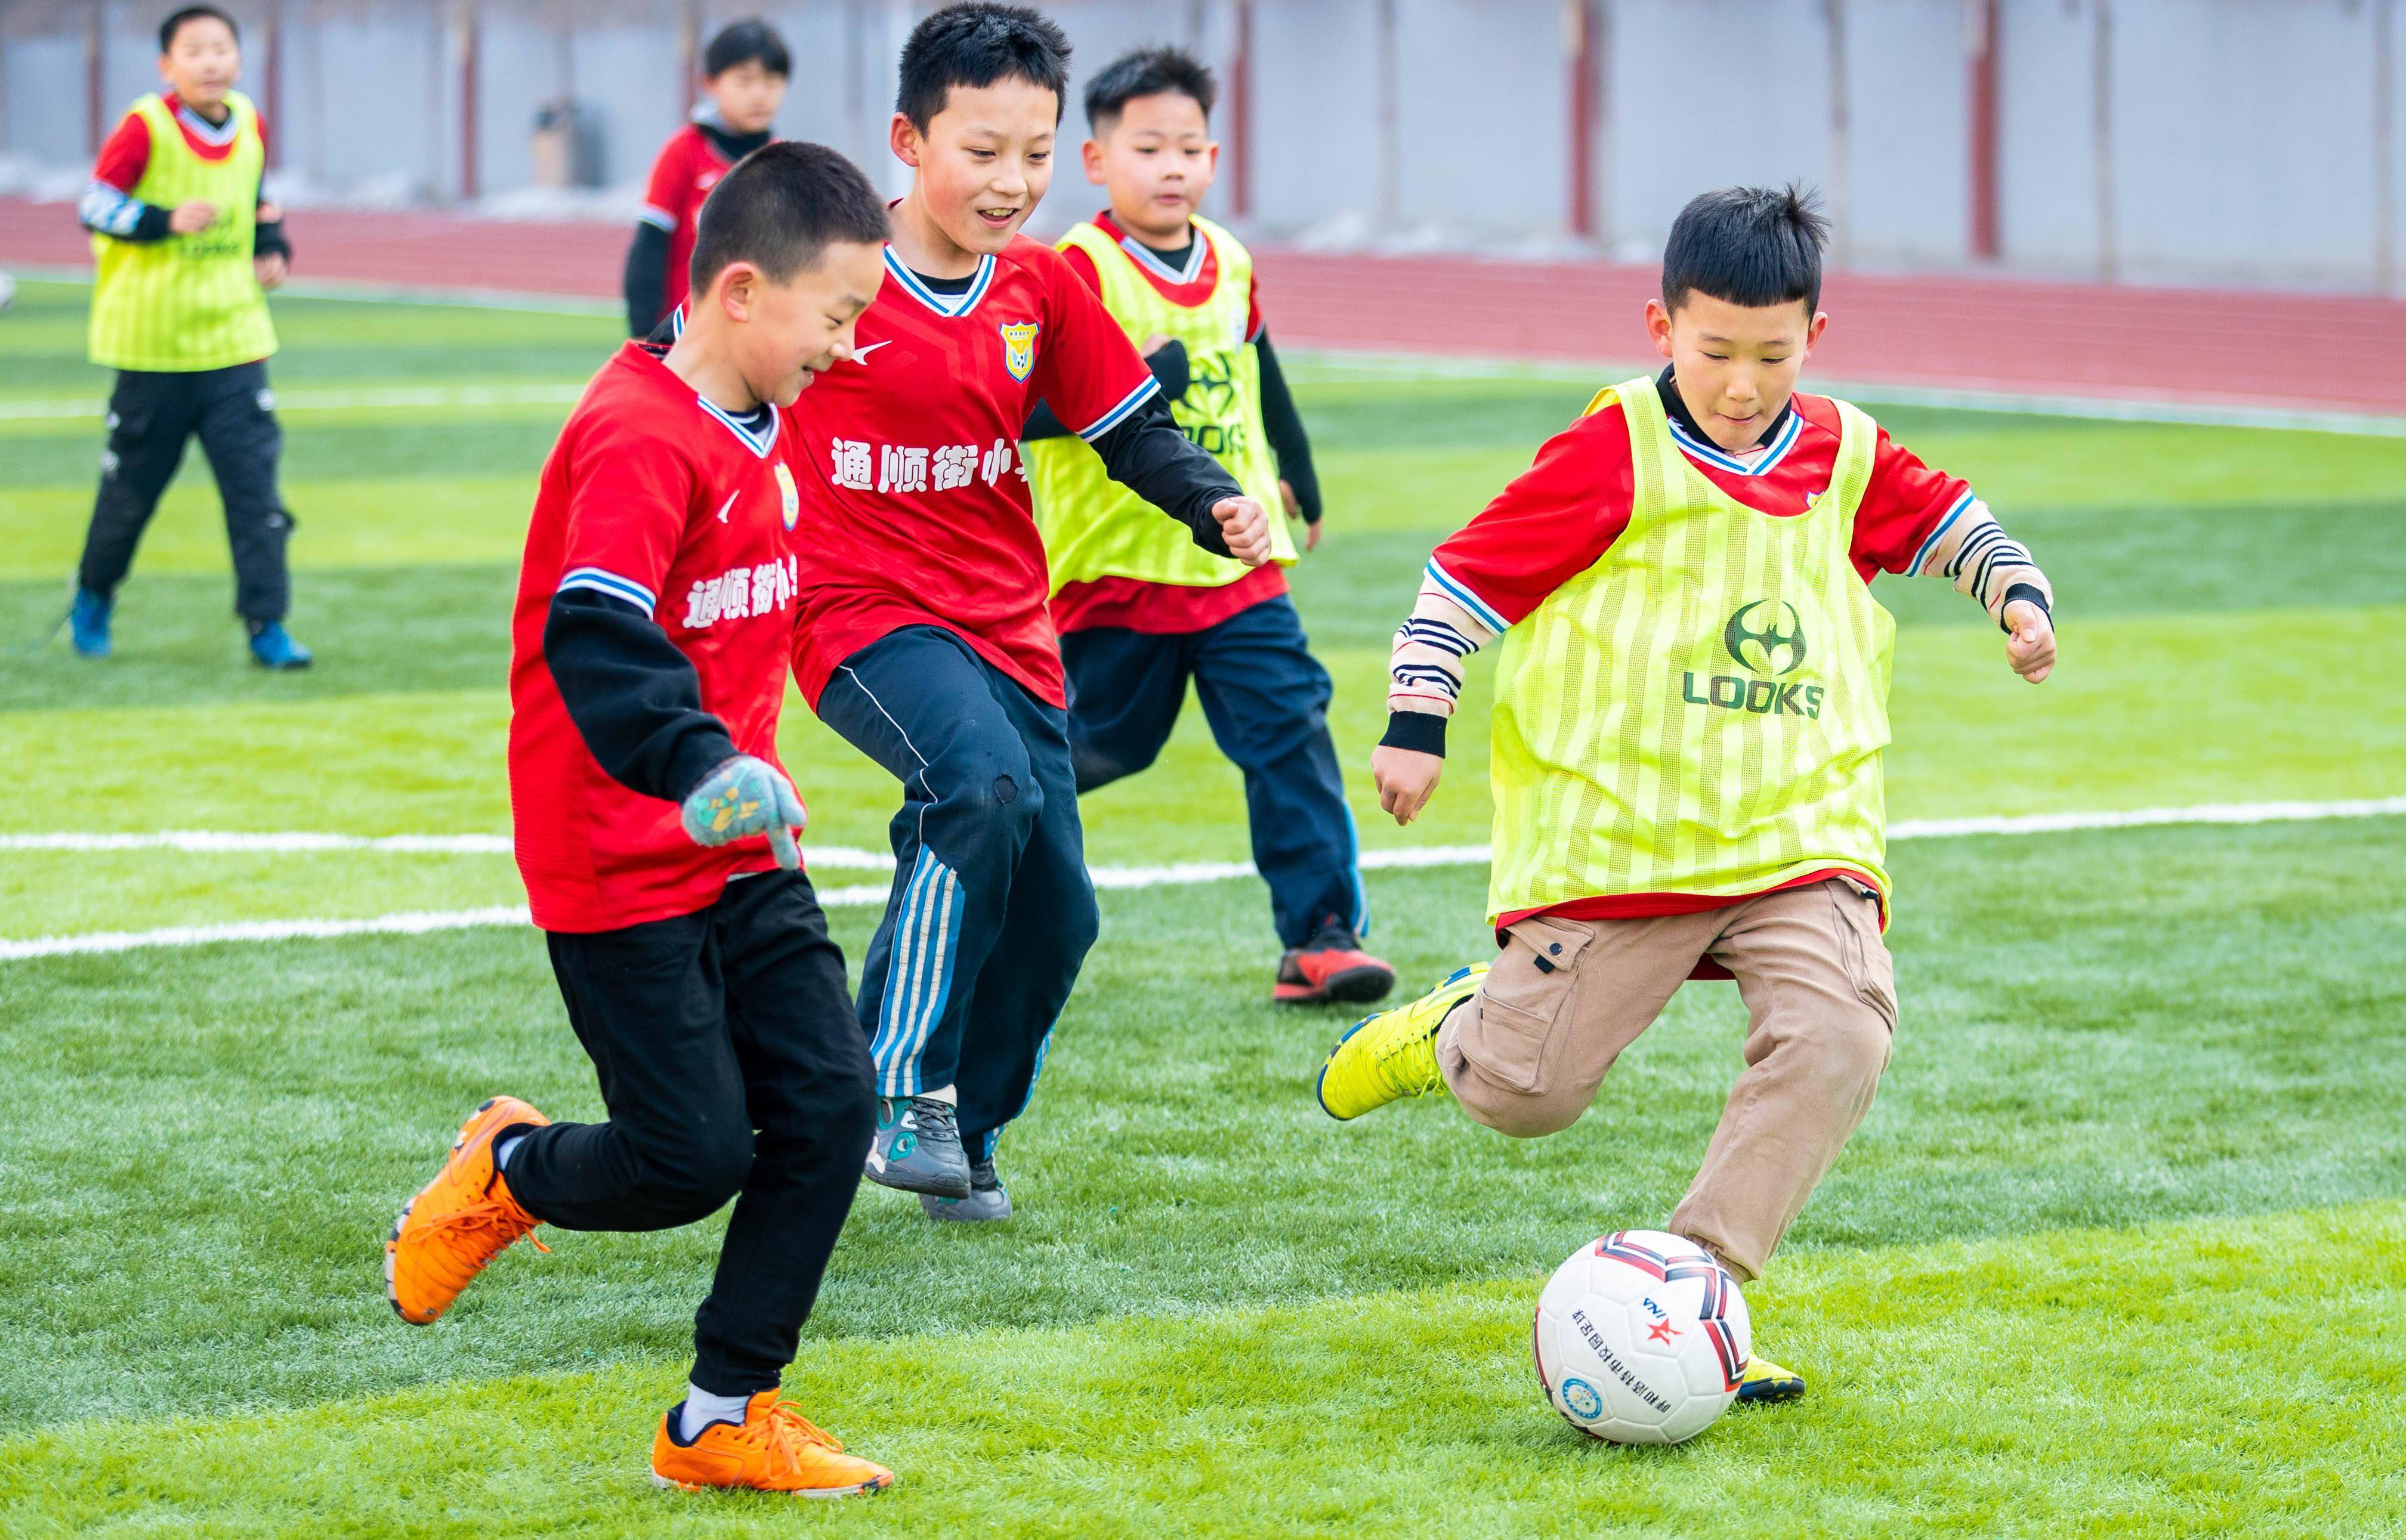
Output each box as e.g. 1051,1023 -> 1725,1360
1049,208 -> 1285,636
784,235 -> 1161,709
92,92 -> 262,189
509,342 -> 807,933
638,123 -> 740,328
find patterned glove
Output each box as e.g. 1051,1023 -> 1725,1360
679,754 -> 806,871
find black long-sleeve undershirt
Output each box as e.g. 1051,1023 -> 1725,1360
1253,332 -> 1319,522
623,223 -> 671,339
543,587 -> 737,804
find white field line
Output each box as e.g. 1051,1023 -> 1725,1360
2,796 -> 2400,963
0,381 -> 586,421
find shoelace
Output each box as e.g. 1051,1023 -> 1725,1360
1371,1012 -> 1446,1096
421,1198 -> 550,1257
727,1400 -> 842,1465
910,1097 -> 959,1140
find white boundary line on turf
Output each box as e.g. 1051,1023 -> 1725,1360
4,797 -> 2400,962
0,382 -> 588,421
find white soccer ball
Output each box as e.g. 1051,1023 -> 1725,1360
0,272 -> 15,313
1533,1228 -> 1752,1445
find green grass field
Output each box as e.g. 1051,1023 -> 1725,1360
2,276 -> 2403,1536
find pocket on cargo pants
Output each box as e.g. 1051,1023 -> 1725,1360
1456,917 -> 1593,1093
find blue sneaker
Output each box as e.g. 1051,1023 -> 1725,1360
69,589 -> 111,658
248,622 -> 313,670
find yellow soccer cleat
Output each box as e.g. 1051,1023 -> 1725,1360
651,1392 -> 895,1498
1315,963 -> 1487,1121
1736,1353 -> 1806,1404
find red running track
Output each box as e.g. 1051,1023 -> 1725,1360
5,197 -> 2399,416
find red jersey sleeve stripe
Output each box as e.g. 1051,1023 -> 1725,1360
1073,375 -> 1161,441
1423,557 -> 1511,634
559,566 -> 659,616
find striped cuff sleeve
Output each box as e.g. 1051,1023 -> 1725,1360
78,181 -> 149,238
1387,577 -> 1502,723
558,566 -> 659,616
1907,495 -> 2053,624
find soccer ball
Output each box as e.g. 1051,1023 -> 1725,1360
1533,1229 -> 1752,1445
0,272 -> 14,313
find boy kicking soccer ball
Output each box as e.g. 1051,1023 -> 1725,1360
1024,46 -> 1391,1007
384,143 -> 897,1496
1318,186 -> 2058,1403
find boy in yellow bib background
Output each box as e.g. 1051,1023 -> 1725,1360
1317,186 -> 2057,1404
1024,48 -> 1392,1007
71,4 -> 307,669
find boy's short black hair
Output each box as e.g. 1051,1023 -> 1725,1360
703,18 -> 790,80
896,4 -> 1071,132
1083,46 -> 1216,133
1661,184 -> 1831,318
688,141 -> 890,299
160,5 -> 237,53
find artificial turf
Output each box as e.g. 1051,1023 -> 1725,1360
1,279 -> 2401,1534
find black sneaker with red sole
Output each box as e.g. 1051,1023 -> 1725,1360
1274,917 -> 1397,1005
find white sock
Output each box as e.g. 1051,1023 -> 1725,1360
678,1385 -> 752,1442
493,1134 -> 525,1171
920,1084 -> 958,1107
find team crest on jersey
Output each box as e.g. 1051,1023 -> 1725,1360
998,321 -> 1040,382
773,462 -> 799,529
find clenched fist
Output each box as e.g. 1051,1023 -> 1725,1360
1372,744 -> 1445,827
1211,496 -> 1273,567
2003,599 -> 2055,684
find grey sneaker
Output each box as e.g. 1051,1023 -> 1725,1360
920,1159 -> 1011,1223
864,1096 -> 971,1198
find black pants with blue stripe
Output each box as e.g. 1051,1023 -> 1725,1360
816,626 -> 1099,1162
1061,593 -> 1364,950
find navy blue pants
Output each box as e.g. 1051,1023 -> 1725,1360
815,626 -> 1099,1162
1061,593 -> 1365,951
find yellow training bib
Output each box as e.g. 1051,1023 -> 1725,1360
89,92 -> 276,372
1485,375 -> 1895,924
1027,215 -> 1295,590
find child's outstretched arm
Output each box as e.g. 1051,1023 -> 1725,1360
1374,412 -> 1632,824
1855,426 -> 2058,685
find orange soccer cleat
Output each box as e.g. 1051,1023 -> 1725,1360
650,1391 -> 895,1498
384,1095 -> 550,1325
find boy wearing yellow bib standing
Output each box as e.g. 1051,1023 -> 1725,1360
1026,48 -> 1392,1006
1318,187 -> 2058,1402
72,5 -> 307,669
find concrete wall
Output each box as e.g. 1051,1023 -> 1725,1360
2,0 -> 2396,291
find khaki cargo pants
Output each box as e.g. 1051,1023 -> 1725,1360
1436,877 -> 1897,1282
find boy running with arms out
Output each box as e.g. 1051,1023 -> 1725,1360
625,17 -> 789,337
71,4 -> 306,669
1024,47 -> 1393,1007
790,4 -> 1271,1222
384,143 -> 897,1497
1318,187 -> 2058,1402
